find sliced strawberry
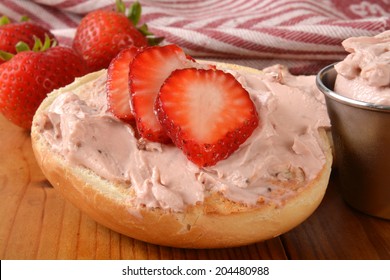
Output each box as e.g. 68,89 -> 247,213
106,46 -> 139,123
155,68 -> 260,167
129,44 -> 201,143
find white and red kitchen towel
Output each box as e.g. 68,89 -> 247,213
0,0 -> 389,74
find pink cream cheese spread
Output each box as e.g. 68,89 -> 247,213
334,30 -> 390,105
37,64 -> 330,212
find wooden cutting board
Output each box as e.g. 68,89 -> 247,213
1,114 -> 389,260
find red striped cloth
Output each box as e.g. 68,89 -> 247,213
1,0 -> 389,74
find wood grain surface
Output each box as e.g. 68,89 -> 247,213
1,114 -> 389,260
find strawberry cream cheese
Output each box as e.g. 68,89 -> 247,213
334,30 -> 390,105
37,64 -> 330,212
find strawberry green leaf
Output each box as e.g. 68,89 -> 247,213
138,23 -> 153,36
32,36 -> 43,51
0,15 -> 10,26
128,1 -> 141,26
0,50 -> 14,61
20,15 -> 29,22
115,0 -> 126,14
51,37 -> 58,48
13,35 -> 57,54
42,34 -> 52,50
147,36 -> 165,46
32,34 -> 55,52
117,1 -> 165,46
0,15 -> 30,26
16,41 -> 31,52
137,23 -> 165,46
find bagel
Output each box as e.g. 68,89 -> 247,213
31,62 -> 332,248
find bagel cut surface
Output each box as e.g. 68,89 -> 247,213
31,64 -> 332,248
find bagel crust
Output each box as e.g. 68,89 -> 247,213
31,65 -> 332,248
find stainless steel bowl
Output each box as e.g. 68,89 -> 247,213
317,64 -> 390,219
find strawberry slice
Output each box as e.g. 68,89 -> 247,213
106,46 -> 139,123
129,44 -> 201,143
155,68 -> 260,167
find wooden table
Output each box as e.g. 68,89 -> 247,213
1,114 -> 389,260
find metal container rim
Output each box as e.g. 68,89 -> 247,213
316,63 -> 390,112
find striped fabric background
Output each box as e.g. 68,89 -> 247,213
0,0 -> 389,74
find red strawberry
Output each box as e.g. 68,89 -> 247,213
129,44 -> 201,143
72,0 -> 163,72
155,68 -> 259,167
106,46 -> 139,123
0,16 -> 56,64
0,41 -> 88,129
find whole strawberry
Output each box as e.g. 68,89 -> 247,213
73,0 -> 163,72
0,38 -> 88,129
0,16 -> 56,64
